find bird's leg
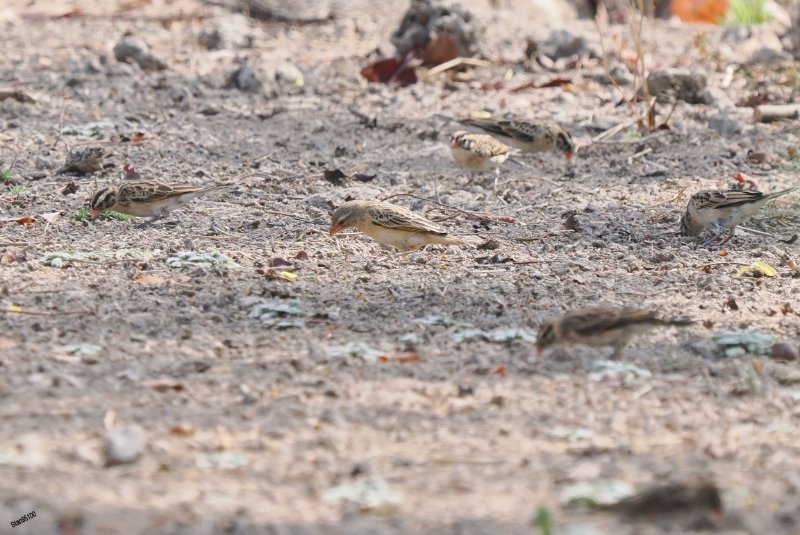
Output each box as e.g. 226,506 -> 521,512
561,157 -> 575,179
718,226 -> 737,246
701,218 -> 731,249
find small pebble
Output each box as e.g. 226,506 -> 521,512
770,341 -> 799,361
103,425 -> 145,466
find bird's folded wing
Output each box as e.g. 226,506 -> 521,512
696,190 -> 764,210
465,135 -> 509,157
563,308 -> 657,335
368,207 -> 448,235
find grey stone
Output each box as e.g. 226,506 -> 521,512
225,59 -> 263,93
541,29 -> 589,60
103,425 -> 145,466
391,0 -> 483,63
707,112 -> 743,136
647,69 -> 712,104
113,37 -> 167,71
241,0 -> 332,23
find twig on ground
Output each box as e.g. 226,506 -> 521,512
592,118 -> 637,143
627,147 -> 652,164
594,18 -> 642,129
424,57 -> 491,77
4,307 -> 94,317
647,185 -> 688,208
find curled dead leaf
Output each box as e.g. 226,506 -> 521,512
323,169 -> 347,185
61,181 -> 78,195
378,351 -> 420,363
736,261 -> 777,278
264,268 -> 298,281
422,32 -> 459,66
142,379 -> 185,392
123,164 -> 142,180
169,423 -> 197,436
360,52 -> 420,87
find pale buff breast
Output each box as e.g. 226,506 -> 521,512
116,191 -> 205,217
356,220 -> 420,251
688,200 -> 766,234
561,323 -> 655,348
357,219 -> 459,252
450,145 -> 506,173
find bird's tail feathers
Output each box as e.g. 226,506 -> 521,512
434,113 -> 458,124
766,186 -> 800,200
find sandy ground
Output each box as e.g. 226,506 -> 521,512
2,0 -> 800,533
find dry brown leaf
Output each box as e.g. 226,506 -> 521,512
169,423 -> 196,436
422,32 -> 459,66
14,216 -> 35,225
142,379 -> 185,392
123,164 -> 142,180
377,351 -> 420,363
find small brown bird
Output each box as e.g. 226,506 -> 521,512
600,482 -> 722,518
536,306 -> 692,357
449,131 -> 510,175
329,199 -> 465,252
437,115 -> 575,160
680,187 -> 798,242
56,147 -> 104,176
89,181 -> 226,225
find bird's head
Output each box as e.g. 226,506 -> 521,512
450,131 -> 468,149
536,320 -> 558,354
329,200 -> 364,236
555,130 -> 575,160
89,187 -> 116,218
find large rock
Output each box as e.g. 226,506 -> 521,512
391,0 -> 483,65
113,37 -> 167,71
647,69 -> 712,104
240,0 -> 332,22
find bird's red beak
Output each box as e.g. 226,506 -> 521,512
536,345 -> 544,354
329,225 -> 343,237
450,138 -> 459,148
565,152 -> 574,161
90,208 -> 101,218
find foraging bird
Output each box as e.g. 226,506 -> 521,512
536,306 -> 692,358
56,147 -> 104,175
449,131 -> 510,175
437,114 -> 575,160
329,199 -> 465,252
89,181 -> 226,226
599,482 -> 722,519
680,187 -> 798,242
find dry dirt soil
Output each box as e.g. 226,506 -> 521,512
2,0 -> 800,534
